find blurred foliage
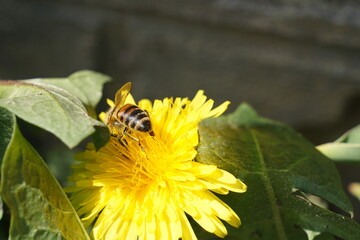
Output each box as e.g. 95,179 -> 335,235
317,125 -> 360,163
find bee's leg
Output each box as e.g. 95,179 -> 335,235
123,128 -> 139,142
117,134 -> 128,147
123,128 -> 145,151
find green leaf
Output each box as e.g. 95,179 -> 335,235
0,107 -> 14,222
336,125 -> 360,143
314,232 -> 336,240
92,125 -> 111,151
316,143 -> 360,163
0,78 -> 108,148
0,196 -> 2,221
23,70 -> 111,118
196,103 -> 360,240
317,125 -> 360,163
0,107 -> 15,165
0,117 -> 90,240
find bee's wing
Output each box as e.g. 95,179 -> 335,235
115,82 -> 132,106
106,82 -> 132,125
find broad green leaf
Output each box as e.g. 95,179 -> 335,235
0,79 -> 108,148
22,70 -> 111,149
24,70 -> 111,118
196,103 -> 360,240
0,117 -> 90,240
317,125 -> 360,162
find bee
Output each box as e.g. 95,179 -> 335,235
106,82 -> 154,142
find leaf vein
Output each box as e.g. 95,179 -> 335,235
250,129 -> 288,240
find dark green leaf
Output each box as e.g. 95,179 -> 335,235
0,118 -> 89,240
0,107 -> 14,222
196,103 -> 360,240
313,232 -> 336,240
92,125 -> 111,151
0,107 -> 15,164
0,80 -> 107,148
0,196 -> 2,221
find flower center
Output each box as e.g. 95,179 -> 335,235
111,136 -> 169,192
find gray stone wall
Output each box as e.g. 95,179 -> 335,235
1,0 -> 360,225
1,0 -> 360,139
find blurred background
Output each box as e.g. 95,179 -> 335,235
1,0 -> 360,237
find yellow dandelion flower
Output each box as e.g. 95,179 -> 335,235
66,86 -> 247,240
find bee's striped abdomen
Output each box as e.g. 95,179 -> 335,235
117,104 -> 152,132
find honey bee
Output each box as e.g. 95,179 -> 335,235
106,82 -> 154,141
